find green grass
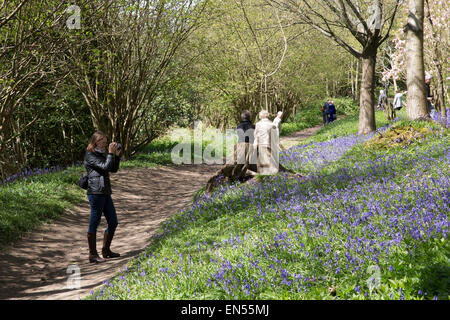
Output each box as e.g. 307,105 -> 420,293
121,140 -> 178,168
122,126 -> 238,169
302,106 -> 444,147
301,107 -> 397,145
0,166 -> 85,247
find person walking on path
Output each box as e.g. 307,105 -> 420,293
378,89 -> 386,110
425,75 -> 435,116
393,90 -> 406,111
322,100 -> 330,125
328,101 -> 336,123
84,131 -> 122,263
254,110 -> 279,175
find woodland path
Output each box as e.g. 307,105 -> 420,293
0,122 -> 323,300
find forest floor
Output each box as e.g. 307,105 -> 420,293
0,123 -> 323,300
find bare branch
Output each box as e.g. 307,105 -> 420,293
379,0 -> 401,45
342,0 -> 372,36
0,0 -> 29,29
267,8 -> 288,77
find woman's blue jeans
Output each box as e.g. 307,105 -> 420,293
87,194 -> 118,234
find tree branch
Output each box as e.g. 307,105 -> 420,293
0,0 -> 29,29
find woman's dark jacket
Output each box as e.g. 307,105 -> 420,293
328,104 -> 336,116
84,151 -> 120,195
236,120 -> 255,144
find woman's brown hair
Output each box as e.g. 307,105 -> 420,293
86,131 -> 107,152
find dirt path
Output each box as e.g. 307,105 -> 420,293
280,123 -> 323,148
0,164 -> 221,300
0,124 -> 323,300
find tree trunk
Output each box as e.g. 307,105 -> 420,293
358,53 -> 377,134
425,0 -> 446,121
354,59 -> 360,103
405,0 -> 428,120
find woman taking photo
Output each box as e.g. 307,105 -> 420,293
84,131 -> 121,263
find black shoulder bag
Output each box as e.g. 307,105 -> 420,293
78,173 -> 88,190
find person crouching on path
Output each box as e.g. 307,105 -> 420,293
84,131 -> 121,263
254,110 -> 279,175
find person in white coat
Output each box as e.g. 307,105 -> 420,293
273,111 -> 283,137
254,110 -> 279,175
393,90 -> 406,110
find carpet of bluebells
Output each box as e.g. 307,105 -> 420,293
88,117 -> 449,300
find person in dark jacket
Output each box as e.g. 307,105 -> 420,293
84,131 -> 121,263
322,100 -> 330,125
328,101 -> 337,123
236,110 -> 255,144
234,110 -> 257,175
